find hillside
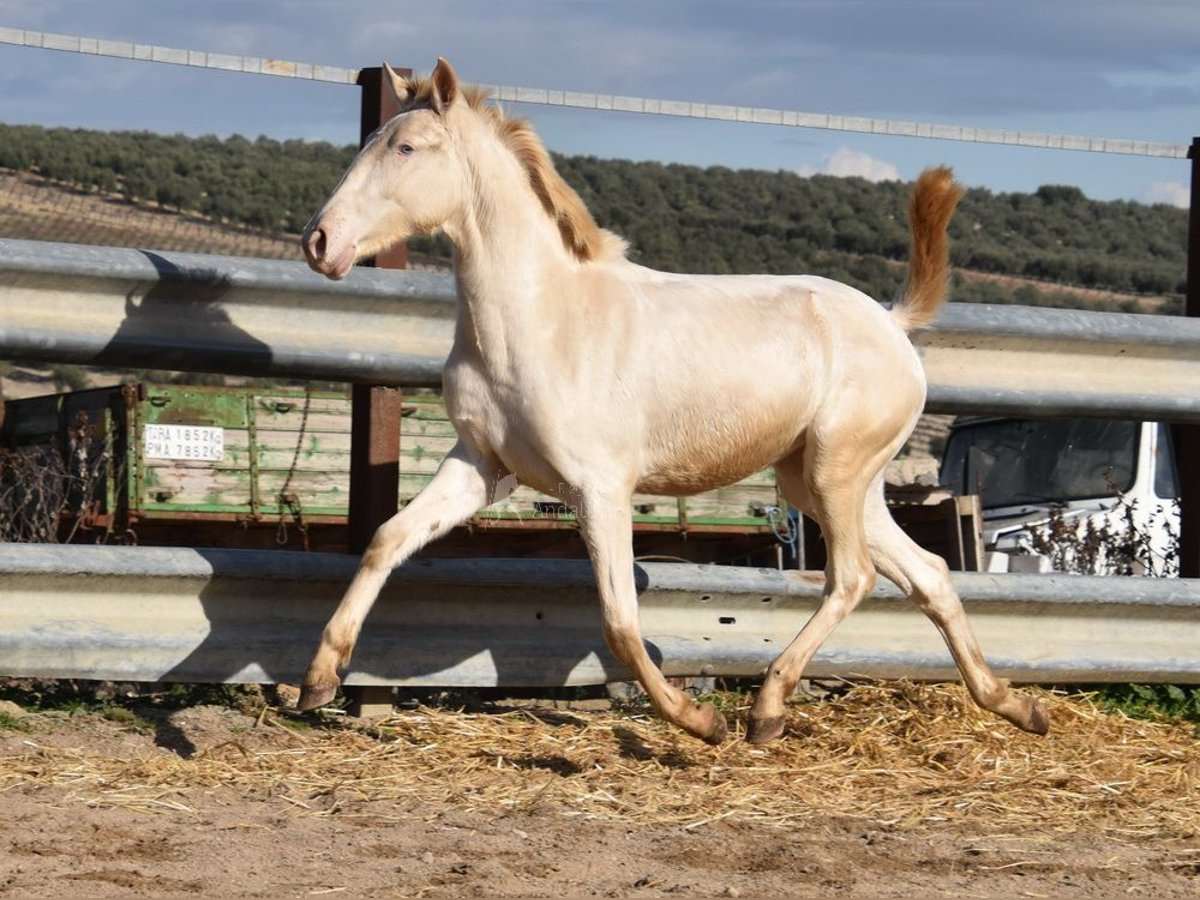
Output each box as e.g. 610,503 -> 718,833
0,168 -> 1179,320
0,169 -> 300,260
0,121 -> 1187,313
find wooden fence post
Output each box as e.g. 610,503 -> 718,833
344,65 -> 411,717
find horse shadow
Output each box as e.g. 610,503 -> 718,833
155,553 -> 664,755
93,251 -> 274,755
93,251 -> 273,374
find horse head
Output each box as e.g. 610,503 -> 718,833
302,58 -> 468,279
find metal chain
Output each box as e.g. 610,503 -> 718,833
276,390 -> 313,551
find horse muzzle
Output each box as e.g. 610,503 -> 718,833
301,221 -> 357,281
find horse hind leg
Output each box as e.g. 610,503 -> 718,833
746,445 -> 878,744
863,488 -> 1049,734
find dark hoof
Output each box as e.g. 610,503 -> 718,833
1025,699 -> 1050,736
745,714 -> 786,745
297,681 -> 339,711
1000,696 -> 1050,735
700,710 -> 728,746
682,703 -> 728,745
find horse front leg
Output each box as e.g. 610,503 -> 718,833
298,442 -> 512,710
578,490 -> 728,745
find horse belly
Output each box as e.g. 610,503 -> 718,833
635,408 -> 806,497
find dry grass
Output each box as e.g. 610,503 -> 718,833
2,682 -> 1197,838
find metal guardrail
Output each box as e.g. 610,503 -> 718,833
0,238 -> 455,385
4,544 -> 1200,686
3,237 -> 1200,422
921,303 -> 1200,421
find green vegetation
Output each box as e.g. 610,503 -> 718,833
0,121 -> 1187,311
0,679 -> 267,719
562,157 -> 1188,307
99,704 -> 155,732
0,123 -> 354,233
1088,684 -> 1200,733
0,710 -> 30,731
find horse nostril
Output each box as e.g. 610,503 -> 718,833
304,226 -> 328,262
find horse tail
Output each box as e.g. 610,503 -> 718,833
891,166 -> 964,333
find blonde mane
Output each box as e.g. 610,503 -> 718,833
401,74 -> 621,263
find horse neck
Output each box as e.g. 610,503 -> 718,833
446,141 -> 578,365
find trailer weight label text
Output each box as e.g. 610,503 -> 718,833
144,424 -> 224,461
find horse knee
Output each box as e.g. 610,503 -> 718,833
856,567 -> 877,598
361,522 -> 408,570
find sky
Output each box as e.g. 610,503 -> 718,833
0,0 -> 1198,207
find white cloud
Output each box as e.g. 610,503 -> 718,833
1142,180 -> 1190,208
796,147 -> 901,183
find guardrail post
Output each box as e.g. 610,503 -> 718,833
1177,137 -> 1200,579
344,65 -> 412,717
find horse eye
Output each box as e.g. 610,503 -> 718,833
398,143 -> 415,156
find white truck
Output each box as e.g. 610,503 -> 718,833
938,417 -> 1179,575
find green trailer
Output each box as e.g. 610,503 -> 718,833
2,383 -> 791,564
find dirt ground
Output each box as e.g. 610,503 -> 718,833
0,689 -> 1197,899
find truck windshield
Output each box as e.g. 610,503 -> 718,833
940,418 -> 1139,510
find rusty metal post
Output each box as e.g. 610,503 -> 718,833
345,65 -> 411,716
1176,137 -> 1200,578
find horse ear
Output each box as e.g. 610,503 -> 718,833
383,62 -> 411,107
430,57 -> 459,115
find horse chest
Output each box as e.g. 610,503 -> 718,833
442,377 -> 503,450
443,368 -> 526,452
444,374 -> 573,494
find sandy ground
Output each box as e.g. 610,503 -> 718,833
1,693 -> 1197,899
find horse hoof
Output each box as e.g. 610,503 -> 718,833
681,702 -> 728,745
745,714 -> 785,745
700,709 -> 728,746
998,695 -> 1050,735
1025,699 -> 1050,735
297,681 -> 339,711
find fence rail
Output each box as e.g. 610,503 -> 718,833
0,26 -> 1187,158
0,238 -> 454,385
3,237 -> 1199,421
4,544 -> 1199,686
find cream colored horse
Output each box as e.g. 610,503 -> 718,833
299,58 -> 1048,745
